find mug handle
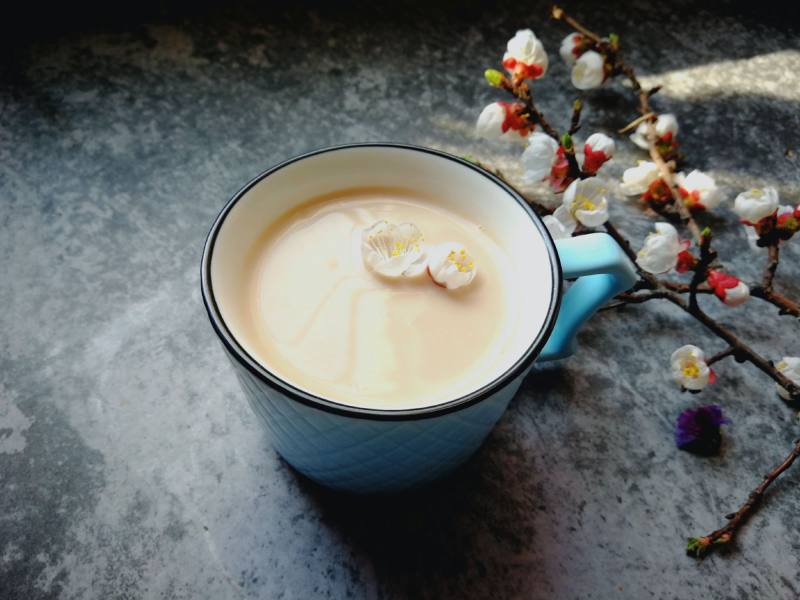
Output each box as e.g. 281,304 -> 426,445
538,233 -> 639,362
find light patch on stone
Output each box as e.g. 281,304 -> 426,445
0,389 -> 34,455
638,50 -> 800,102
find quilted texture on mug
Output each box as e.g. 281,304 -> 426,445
231,357 -> 522,493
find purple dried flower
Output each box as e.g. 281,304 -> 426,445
675,404 -> 730,456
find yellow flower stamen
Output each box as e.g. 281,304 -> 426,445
682,363 -> 700,378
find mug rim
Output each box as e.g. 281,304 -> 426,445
200,142 -> 562,421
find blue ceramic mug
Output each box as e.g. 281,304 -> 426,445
201,143 -> 637,493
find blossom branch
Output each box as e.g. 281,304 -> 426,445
661,276 -> 799,316
689,230 -> 715,310
687,438 -> 800,558
762,243 -> 780,291
550,5 -> 603,43
569,99 -> 583,135
749,286 -> 800,317
705,346 -> 736,366
497,78 -> 561,141
626,287 -> 800,400
479,5 -> 800,560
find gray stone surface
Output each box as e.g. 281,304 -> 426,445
1,1 -> 799,598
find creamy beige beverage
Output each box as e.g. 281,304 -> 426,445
238,187 -> 521,409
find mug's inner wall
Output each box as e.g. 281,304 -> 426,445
209,146 -> 555,409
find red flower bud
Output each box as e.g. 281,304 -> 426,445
497,101 -> 530,135
547,146 -> 572,192
581,144 -> 609,174
706,270 -> 750,306
675,249 -> 696,273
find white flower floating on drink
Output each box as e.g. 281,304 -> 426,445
426,242 -> 477,290
361,221 -> 476,289
361,220 -> 428,277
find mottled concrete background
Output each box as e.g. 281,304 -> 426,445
1,1 -> 799,598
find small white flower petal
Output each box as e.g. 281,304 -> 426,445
722,281 -> 750,306
571,50 -> 605,90
620,161 -> 659,196
521,132 -> 560,183
543,205 -> 577,240
476,103 -> 507,140
636,222 -> 683,274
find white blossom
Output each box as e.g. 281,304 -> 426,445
361,221 -> 427,277
733,187 -> 779,223
620,161 -> 659,196
676,170 -> 722,210
503,29 -> 548,79
476,102 -> 525,141
426,242 -> 477,290
521,132 -> 560,183
671,345 -> 712,391
571,50 -> 605,90
562,177 -> 609,227
636,223 -> 685,274
543,205 -> 577,240
630,113 -> 679,149
775,357 -> 800,401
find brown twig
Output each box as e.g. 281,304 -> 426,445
762,243 -> 780,290
749,286 -> 800,317
500,79 -> 560,141
612,287 -> 799,398
550,5 -> 603,44
689,230 -> 715,310
569,99 -> 583,135
706,346 -> 736,366
687,439 -> 800,558
618,112 -> 655,134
